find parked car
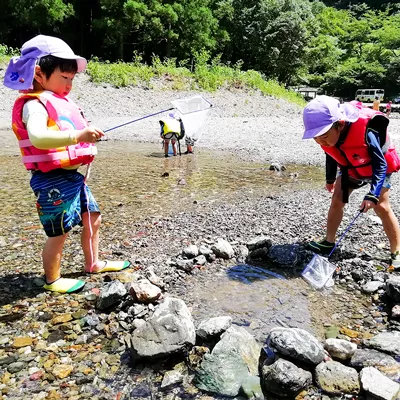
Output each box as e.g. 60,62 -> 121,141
393,95 -> 400,104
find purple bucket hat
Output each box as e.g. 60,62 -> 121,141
3,35 -> 87,91
303,95 -> 359,139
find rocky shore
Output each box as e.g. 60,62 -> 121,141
0,72 -> 400,399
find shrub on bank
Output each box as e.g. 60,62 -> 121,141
87,52 -> 305,106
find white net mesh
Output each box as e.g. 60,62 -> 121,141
171,96 -> 212,142
301,254 -> 336,289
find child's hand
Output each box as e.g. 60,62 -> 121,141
325,183 -> 335,193
359,200 -> 375,213
76,126 -> 104,143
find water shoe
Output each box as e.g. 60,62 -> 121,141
88,260 -> 131,274
307,240 -> 335,255
390,251 -> 400,269
43,278 -> 86,293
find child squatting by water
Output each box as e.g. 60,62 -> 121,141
3,35 -> 130,293
303,95 -> 400,269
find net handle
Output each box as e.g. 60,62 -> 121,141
104,107 -> 174,133
328,211 -> 362,258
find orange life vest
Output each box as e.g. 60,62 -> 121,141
321,106 -> 400,179
12,91 -> 97,172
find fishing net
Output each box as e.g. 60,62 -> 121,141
171,95 -> 212,142
301,211 -> 362,289
301,255 -> 336,289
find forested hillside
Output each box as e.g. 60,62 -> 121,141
1,0 -> 400,98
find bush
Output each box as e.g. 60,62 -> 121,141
85,52 -> 306,105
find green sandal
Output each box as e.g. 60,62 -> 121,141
43,277 -> 86,293
390,251 -> 400,269
307,240 -> 335,255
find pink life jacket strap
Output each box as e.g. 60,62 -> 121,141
22,146 -> 97,164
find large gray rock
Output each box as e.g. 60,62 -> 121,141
196,316 -> 232,340
268,327 -> 325,365
350,348 -> 400,381
261,358 -> 312,397
360,367 -> 400,400
365,331 -> 400,356
315,361 -> 360,395
211,238 -> 235,259
195,326 -> 261,397
129,278 -> 162,303
96,281 -> 127,310
324,338 -> 357,361
385,276 -> 400,302
246,236 -> 272,251
362,280 -> 384,294
129,297 -> 195,359
182,244 -> 199,259
267,244 -> 312,267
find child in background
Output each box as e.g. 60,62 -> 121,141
3,35 -> 130,293
159,112 -> 185,157
386,101 -> 392,117
302,95 -> 400,269
185,135 -> 195,154
373,96 -> 380,111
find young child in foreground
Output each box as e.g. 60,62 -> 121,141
303,95 -> 400,269
3,35 -> 130,293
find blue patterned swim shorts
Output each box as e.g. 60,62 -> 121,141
30,169 -> 100,237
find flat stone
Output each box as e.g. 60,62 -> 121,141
12,337 -> 33,348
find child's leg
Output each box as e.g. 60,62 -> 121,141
81,211 -> 130,273
374,188 -> 400,254
326,176 -> 354,242
308,176 -> 354,253
81,211 -> 102,271
43,234 -> 68,283
164,139 -> 170,156
171,140 -> 177,156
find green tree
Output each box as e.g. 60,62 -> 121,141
230,0 -> 314,84
1,0 -> 75,47
92,0 -> 219,61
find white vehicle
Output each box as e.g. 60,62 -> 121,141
355,88 -> 384,102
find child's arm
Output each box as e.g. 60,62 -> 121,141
326,154 -> 337,184
325,154 -> 337,192
23,100 -> 103,150
364,129 -> 388,204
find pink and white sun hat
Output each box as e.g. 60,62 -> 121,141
303,95 -> 360,139
4,35 -> 87,91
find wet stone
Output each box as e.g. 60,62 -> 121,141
267,244 -> 311,267
261,358 -> 312,397
47,330 -> 65,343
0,354 -> 18,366
7,361 -> 26,373
72,309 -> 88,319
52,364 -> 74,379
12,337 -> 33,348
315,361 -> 360,395
268,327 -> 325,365
51,313 -> 73,325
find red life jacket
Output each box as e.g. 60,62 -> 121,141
321,105 -> 400,180
12,91 -> 97,172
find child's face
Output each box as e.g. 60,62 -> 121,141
35,66 -> 76,97
314,122 -> 341,147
